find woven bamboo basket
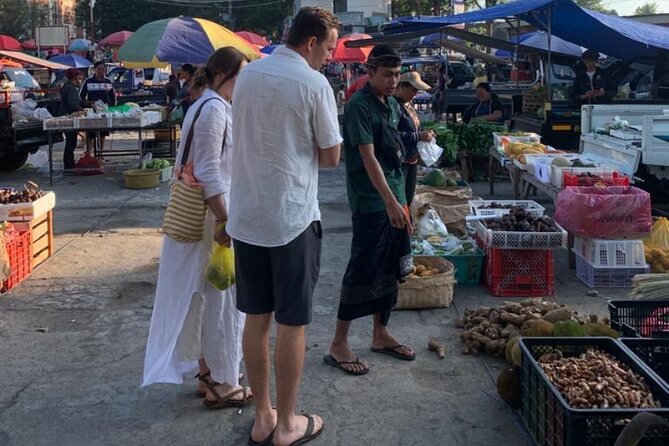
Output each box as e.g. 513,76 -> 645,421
396,256 -> 456,310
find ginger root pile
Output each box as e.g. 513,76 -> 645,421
539,349 -> 659,409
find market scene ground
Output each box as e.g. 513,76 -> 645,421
0,138 -> 630,446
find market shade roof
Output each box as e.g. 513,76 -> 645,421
118,17 -> 260,68
333,33 -> 373,63
235,31 -> 269,47
99,31 -> 134,47
381,0 -> 669,61
495,31 -> 585,59
50,54 -> 93,68
0,35 -> 23,51
0,51 -> 70,70
69,39 -> 91,52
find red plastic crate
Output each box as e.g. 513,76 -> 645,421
563,171 -> 630,187
1,231 -> 32,292
485,246 -> 554,297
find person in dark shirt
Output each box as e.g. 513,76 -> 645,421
571,49 -> 613,105
465,82 -> 503,123
394,70 -> 434,207
165,74 -> 179,104
58,69 -> 84,169
80,61 -> 116,153
176,63 -> 196,115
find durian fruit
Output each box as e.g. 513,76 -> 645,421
521,319 -> 555,337
497,366 -> 522,408
505,336 -> 519,364
552,320 -> 585,337
511,342 -> 522,367
582,322 -> 620,338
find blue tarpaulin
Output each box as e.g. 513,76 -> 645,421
383,0 -> 669,61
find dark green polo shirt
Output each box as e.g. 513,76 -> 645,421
343,84 -> 406,214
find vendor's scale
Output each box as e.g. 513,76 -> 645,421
580,105 -> 669,180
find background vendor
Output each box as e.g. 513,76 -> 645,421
464,82 -> 503,123
58,69 -> 84,170
80,61 -> 116,154
572,49 -> 612,105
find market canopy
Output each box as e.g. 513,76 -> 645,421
69,39 -> 91,52
99,31 -> 134,47
50,54 -> 93,68
0,35 -> 23,51
495,31 -> 585,59
382,0 -> 669,61
118,16 -> 260,68
0,51 -> 70,70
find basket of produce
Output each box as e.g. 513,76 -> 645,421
476,207 -> 567,250
609,299 -> 669,338
519,337 -> 669,446
75,116 -> 110,129
43,117 -> 76,130
563,171 -> 630,187
469,200 -> 545,218
396,256 -> 455,310
123,169 -> 160,189
619,338 -> 669,393
550,159 -> 615,189
555,186 -> 652,239
0,184 -> 53,222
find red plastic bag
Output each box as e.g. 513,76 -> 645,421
74,153 -> 104,176
555,186 -> 651,239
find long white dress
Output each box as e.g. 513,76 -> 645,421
142,89 -> 245,387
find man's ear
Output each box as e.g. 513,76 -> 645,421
306,36 -> 318,52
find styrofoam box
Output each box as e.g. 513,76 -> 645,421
534,154 -> 581,184
573,236 -> 647,268
0,191 -> 56,221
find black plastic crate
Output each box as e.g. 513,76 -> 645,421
519,337 -> 669,446
608,300 -> 669,338
619,338 -> 669,393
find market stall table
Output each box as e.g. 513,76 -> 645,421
488,146 -> 522,199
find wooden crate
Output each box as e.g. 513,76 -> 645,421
13,210 -> 54,269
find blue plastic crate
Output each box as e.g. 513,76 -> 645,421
575,253 -> 649,288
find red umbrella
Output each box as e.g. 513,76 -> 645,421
332,33 -> 372,64
235,31 -> 269,48
21,39 -> 37,50
99,30 -> 134,47
0,35 -> 23,51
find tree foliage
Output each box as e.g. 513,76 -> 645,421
635,2 -> 660,16
0,0 -> 48,40
74,0 -> 292,41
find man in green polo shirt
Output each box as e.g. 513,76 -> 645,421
325,45 -> 416,376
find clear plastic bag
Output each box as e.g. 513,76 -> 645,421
416,208 -> 449,239
644,217 -> 669,273
205,244 -> 236,291
417,140 -> 444,167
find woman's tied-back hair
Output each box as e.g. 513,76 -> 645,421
366,44 -> 401,70
286,7 -> 341,47
196,46 -> 249,91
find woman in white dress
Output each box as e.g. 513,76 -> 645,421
143,47 -> 252,409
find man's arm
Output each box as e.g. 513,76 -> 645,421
359,144 -> 411,231
313,83 -> 343,167
319,144 -> 341,167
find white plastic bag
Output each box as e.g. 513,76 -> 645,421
33,108 -> 52,120
25,149 -> 49,173
416,208 -> 449,239
417,140 -> 444,167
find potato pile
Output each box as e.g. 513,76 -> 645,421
457,298 -> 616,359
484,206 -> 559,233
539,349 -> 659,409
645,248 -> 669,273
408,264 -> 441,278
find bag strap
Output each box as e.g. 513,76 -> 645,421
179,97 -> 221,167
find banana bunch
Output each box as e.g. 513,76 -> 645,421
504,142 -> 550,163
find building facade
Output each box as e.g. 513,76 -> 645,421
294,0 -> 391,19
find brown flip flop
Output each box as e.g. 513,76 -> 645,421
370,344 -> 416,361
323,354 -> 369,376
287,414 -> 323,446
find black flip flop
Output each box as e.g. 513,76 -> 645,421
248,429 -> 274,446
370,344 -> 416,361
288,414 -> 323,446
323,354 -> 369,376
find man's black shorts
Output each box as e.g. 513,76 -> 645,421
234,221 -> 322,326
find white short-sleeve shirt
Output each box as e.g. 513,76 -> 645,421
227,47 -> 342,247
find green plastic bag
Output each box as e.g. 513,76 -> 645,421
169,105 -> 184,125
205,243 -> 235,290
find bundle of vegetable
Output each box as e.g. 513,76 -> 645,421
422,122 -> 459,165
145,158 -> 171,170
629,274 -> 669,300
539,348 -> 660,409
458,120 -> 506,158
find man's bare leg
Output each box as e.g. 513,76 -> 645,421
328,319 -> 367,373
273,323 -> 323,446
244,313 -> 276,443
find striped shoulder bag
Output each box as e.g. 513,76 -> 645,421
162,97 -> 225,243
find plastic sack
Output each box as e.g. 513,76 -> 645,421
205,244 -> 236,291
169,105 -> 184,125
417,140 -> 444,167
644,218 -> 669,273
555,186 -> 651,238
33,108 -> 52,120
416,208 -> 449,239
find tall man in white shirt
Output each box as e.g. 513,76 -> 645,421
228,7 -> 342,446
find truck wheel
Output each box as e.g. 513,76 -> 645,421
0,152 -> 29,172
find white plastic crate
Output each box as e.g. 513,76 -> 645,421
575,253 -> 649,288
469,200 -> 545,218
43,117 -> 76,130
476,221 -> 567,250
572,237 -> 646,268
